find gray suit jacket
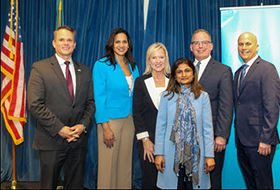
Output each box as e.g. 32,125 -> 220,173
27,55 -> 95,150
234,56 -> 280,146
199,58 -> 234,140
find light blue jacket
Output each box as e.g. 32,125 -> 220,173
155,91 -> 214,189
92,57 -> 139,124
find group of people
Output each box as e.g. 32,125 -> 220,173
27,25 -> 280,190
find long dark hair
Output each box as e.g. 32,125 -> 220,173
165,58 -> 203,100
101,28 -> 136,70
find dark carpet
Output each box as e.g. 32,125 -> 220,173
1,181 -> 41,189
1,181 -> 93,189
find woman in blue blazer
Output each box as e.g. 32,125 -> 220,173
93,28 -> 139,189
154,58 -> 215,189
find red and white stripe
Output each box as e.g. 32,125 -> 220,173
1,25 -> 26,145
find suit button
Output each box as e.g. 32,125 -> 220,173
238,102 -> 241,105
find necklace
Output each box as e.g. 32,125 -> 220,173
153,76 -> 164,81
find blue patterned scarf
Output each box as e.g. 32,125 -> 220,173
170,85 -> 200,185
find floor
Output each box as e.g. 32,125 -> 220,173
1,181 -> 41,189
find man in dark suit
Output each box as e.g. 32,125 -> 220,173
190,29 -> 233,189
234,32 -> 280,189
27,26 -> 95,189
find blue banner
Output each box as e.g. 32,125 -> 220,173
221,5 -> 280,189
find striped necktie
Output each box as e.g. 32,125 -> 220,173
239,64 -> 249,93
195,61 -> 201,76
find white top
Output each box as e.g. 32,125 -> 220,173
126,75 -> 133,97
155,87 -> 165,108
55,54 -> 76,95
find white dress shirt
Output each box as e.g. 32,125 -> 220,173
239,54 -> 258,79
194,55 -> 212,81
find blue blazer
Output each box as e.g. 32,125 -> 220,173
154,91 -> 214,189
93,57 -> 139,124
234,56 -> 280,146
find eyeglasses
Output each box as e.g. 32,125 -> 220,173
191,41 -> 211,46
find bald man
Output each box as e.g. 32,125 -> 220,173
234,32 -> 280,189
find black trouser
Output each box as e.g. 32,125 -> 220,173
177,165 -> 193,190
39,146 -> 86,189
138,141 -> 158,189
210,149 -> 225,189
237,139 -> 276,189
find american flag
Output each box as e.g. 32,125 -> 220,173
1,0 -> 26,145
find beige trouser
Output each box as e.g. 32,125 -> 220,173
97,114 -> 135,189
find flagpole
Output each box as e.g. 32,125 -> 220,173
10,1 -> 19,189
12,1 -> 18,187
11,142 -> 17,189
58,0 -> 62,28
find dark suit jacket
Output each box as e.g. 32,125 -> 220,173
234,56 -> 280,147
27,55 -> 95,150
199,58 -> 233,140
133,74 -> 168,143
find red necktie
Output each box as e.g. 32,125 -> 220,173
64,61 -> 74,101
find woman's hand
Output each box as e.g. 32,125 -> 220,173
101,122 -> 116,148
142,138 -> 155,163
204,157 -> 215,174
155,155 -> 165,173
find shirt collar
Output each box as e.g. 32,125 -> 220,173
194,55 -> 211,66
55,53 -> 73,66
242,54 -> 258,67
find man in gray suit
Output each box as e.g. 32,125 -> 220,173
234,32 -> 279,189
190,29 -> 233,189
27,26 -> 95,189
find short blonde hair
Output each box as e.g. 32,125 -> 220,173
143,42 -> 171,76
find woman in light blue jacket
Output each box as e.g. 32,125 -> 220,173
154,58 -> 215,189
93,28 -> 139,189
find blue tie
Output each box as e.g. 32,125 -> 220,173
195,61 -> 201,76
239,64 -> 249,93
